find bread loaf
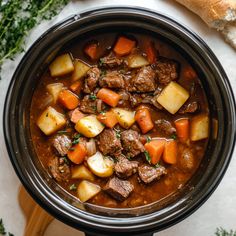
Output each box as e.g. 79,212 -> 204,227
175,0 -> 236,49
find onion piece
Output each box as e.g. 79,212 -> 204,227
86,138 -> 97,157
96,99 -> 103,113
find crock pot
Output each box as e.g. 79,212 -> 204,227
3,6 -> 236,236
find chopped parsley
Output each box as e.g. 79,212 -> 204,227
62,156 -> 69,165
57,130 -> 69,134
154,163 -> 161,168
99,58 -> 105,67
69,184 -> 77,191
146,136 -> 152,143
72,133 -> 81,145
89,94 -> 97,101
215,227 -> 236,236
100,110 -> 106,115
144,151 -> 151,164
170,134 -> 177,140
100,70 -> 107,77
114,128 -> 121,139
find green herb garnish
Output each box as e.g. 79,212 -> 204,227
57,130 -> 69,134
144,151 -> 151,164
69,184 -> 77,191
0,0 -> 69,78
62,156 -> 69,165
114,128 -> 121,139
146,136 -> 152,143
215,227 -> 236,236
89,94 -> 97,101
100,110 -> 106,115
98,58 -> 105,67
170,134 -> 177,140
0,219 -> 6,234
100,70 -> 107,77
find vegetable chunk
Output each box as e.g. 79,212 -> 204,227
127,54 -> 149,68
37,106 -> 66,135
157,82 -> 190,114
75,115 -> 104,138
71,165 -> 95,181
49,53 -> 74,77
97,88 -> 120,107
113,36 -> 136,56
190,114 -> 209,141
72,59 -> 90,81
46,83 -> 64,103
112,108 -> 135,129
97,110 -> 118,128
135,107 -> 154,134
67,143 -> 87,164
87,152 -> 115,177
77,180 -> 101,202
58,90 -> 80,110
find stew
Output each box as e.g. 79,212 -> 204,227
30,32 -> 209,208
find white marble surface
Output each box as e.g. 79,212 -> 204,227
0,0 -> 235,235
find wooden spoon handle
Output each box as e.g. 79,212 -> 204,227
18,186 -> 54,236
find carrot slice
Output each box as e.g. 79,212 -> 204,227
69,108 -> 85,124
58,90 -> 79,110
67,143 -> 87,164
144,139 -> 166,165
84,42 -> 98,60
145,41 -> 157,64
113,36 -> 136,56
70,81 -> 83,94
163,140 -> 177,164
135,108 -> 154,134
97,88 -> 120,107
97,110 -> 118,128
174,118 -> 189,142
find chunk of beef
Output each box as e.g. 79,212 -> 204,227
104,177 -> 134,201
68,108 -> 84,123
180,148 -> 194,171
138,165 -> 167,184
53,135 -> 72,156
100,52 -> 123,68
129,66 -> 156,92
99,70 -> 125,89
115,155 -> 139,179
83,67 -> 100,93
48,157 -> 70,182
155,57 -> 179,85
97,129 -> 122,157
155,119 -> 176,136
118,90 -> 130,106
121,130 -> 145,158
79,95 -> 97,114
178,101 -> 199,114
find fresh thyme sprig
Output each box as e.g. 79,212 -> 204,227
0,0 -> 69,77
215,227 -> 236,236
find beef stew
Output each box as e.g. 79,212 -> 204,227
30,32 -> 209,208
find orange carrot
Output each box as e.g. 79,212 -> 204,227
174,118 -> 189,142
97,88 -> 120,107
69,108 -> 85,124
97,110 -> 118,128
135,108 -> 154,134
84,42 -> 98,60
163,140 -> 177,164
145,41 -> 157,64
58,90 -> 80,110
144,139 -> 166,165
67,143 -> 87,164
113,36 -> 136,56
70,81 -> 83,94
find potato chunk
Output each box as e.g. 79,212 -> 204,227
72,59 -> 90,81
112,108 -> 135,129
46,83 -> 64,103
157,82 -> 190,114
77,180 -> 101,202
75,115 -> 104,138
37,106 -> 66,135
49,53 -> 74,77
127,54 -> 149,68
190,114 -> 209,141
87,152 -> 114,177
71,165 -> 95,181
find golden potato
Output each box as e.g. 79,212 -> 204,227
75,115 -> 104,138
112,108 -> 135,129
190,114 -> 209,141
72,59 -> 90,81
37,106 -> 66,135
157,82 -> 190,114
46,83 -> 64,103
71,165 -> 95,181
87,152 -> 114,178
49,53 -> 74,77
127,54 -> 149,68
77,180 -> 101,202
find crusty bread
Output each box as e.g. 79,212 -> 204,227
175,0 -> 236,50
